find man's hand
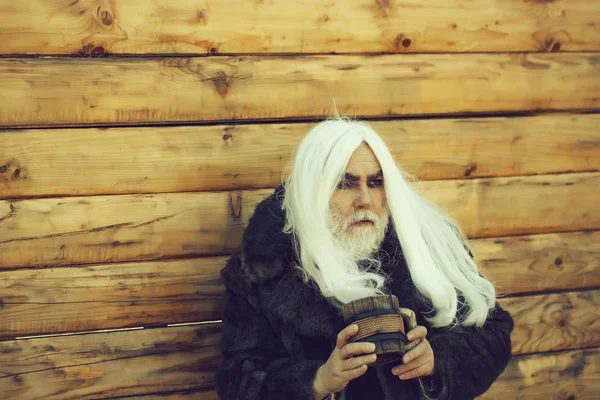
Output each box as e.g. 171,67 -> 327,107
313,324 -> 378,399
391,326 -> 435,380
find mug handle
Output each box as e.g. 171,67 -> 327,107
398,307 -> 420,352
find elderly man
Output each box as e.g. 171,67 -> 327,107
216,117 -> 514,400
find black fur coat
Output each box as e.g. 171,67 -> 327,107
215,185 -> 514,400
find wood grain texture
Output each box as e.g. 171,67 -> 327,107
477,231 -> 600,296
0,324 -> 223,400
2,113 -> 598,197
0,0 -> 599,55
499,290 -> 600,355
0,257 -> 226,340
1,322 -> 598,400
479,347 -> 600,400
0,53 -> 599,127
1,172 -> 598,270
0,189 -> 266,269
417,172 -> 599,239
0,235 -> 598,339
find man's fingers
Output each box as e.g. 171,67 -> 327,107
393,353 -> 432,376
402,339 -> 428,364
341,364 -> 369,381
343,353 -> 377,371
336,324 -> 359,349
397,363 -> 433,380
340,342 -> 376,359
406,325 -> 428,341
392,340 -> 434,376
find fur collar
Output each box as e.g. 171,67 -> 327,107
239,184 -> 294,284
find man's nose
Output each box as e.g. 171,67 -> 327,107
354,186 -> 373,209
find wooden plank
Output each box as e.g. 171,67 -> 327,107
479,347 -> 600,399
418,172 -> 599,239
0,257 -> 226,340
0,53 -> 599,127
0,324 -> 222,400
0,227 -> 598,339
0,189 -> 265,270
498,290 -> 600,355
0,0 -> 599,55
1,322 -> 598,400
1,172 -> 598,270
477,231 -> 600,296
2,113 -> 598,197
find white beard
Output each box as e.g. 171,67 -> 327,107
329,206 -> 390,260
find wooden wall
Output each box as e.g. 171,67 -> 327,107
0,1 -> 599,398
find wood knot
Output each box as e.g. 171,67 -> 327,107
558,319 -> 566,327
77,43 -> 107,56
394,34 -> 411,50
0,161 -> 25,181
464,164 -> 477,177
229,191 -> 243,220
212,71 -> 230,96
551,42 -> 561,52
100,10 -> 113,25
209,47 -> 218,55
223,134 -> 232,141
319,14 -> 330,23
554,257 -> 563,266
90,45 -> 106,55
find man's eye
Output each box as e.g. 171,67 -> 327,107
369,179 -> 383,188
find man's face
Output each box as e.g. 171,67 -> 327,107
329,143 -> 390,258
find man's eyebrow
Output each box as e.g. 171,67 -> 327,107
368,170 -> 383,180
342,170 -> 383,181
343,173 -> 360,182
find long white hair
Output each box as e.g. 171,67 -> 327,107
282,116 -> 496,328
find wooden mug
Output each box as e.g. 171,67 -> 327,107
342,294 -> 419,366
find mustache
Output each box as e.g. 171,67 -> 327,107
332,208 -> 389,231
347,210 -> 377,224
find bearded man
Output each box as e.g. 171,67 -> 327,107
215,117 -> 514,400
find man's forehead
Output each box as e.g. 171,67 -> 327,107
344,143 -> 382,176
